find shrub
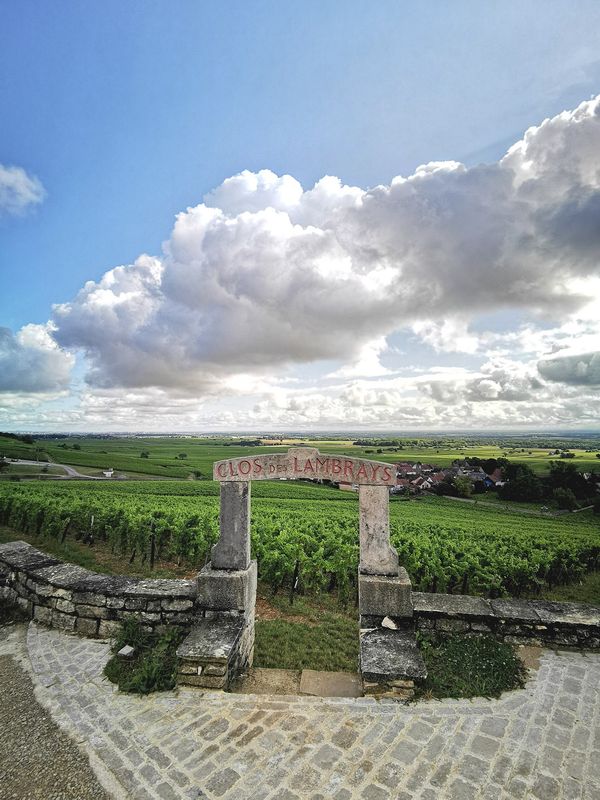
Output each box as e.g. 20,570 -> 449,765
553,488 -> 578,511
103,618 -> 186,694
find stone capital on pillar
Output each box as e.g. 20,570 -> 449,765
358,484 -> 399,576
211,481 -> 251,571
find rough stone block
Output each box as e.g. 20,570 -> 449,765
203,664 -> 227,677
55,599 -> 76,614
124,597 -> 147,611
177,673 -> 227,689
52,610 -> 76,631
98,620 -> 123,639
33,605 -> 53,625
197,560 -> 257,612
73,591 -> 107,606
161,598 -> 194,612
106,596 -> 125,609
358,569 -> 413,619
76,617 -> 100,637
76,604 -> 110,619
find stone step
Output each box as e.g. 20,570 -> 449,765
176,616 -> 245,689
360,627 -> 427,699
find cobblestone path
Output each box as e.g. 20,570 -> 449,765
8,623 -> 600,799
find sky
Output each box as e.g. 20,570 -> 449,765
1,1 -> 600,432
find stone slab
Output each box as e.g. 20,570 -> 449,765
231,668 -> 301,695
528,600 -> 600,627
197,560 -> 257,612
490,598 -> 543,623
29,562 -> 96,589
176,617 -> 245,663
358,569 -> 413,618
360,628 -> 427,682
412,592 -> 494,618
299,669 -> 363,698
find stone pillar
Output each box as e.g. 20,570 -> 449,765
211,481 -> 251,571
357,484 -> 413,626
358,485 -> 399,576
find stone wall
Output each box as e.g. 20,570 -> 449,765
413,592 -> 600,649
0,540 -> 197,638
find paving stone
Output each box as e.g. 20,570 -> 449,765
360,784 -> 388,800
8,621 -> 600,800
205,767 -> 241,796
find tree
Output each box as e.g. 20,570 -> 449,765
498,465 -> 543,502
548,462 -> 588,500
553,488 -> 578,511
140,451 -> 150,459
453,476 -> 473,498
177,453 -> 188,460
72,443 -> 81,450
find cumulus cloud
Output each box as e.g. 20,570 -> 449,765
42,95 -> 600,402
0,324 -> 74,393
0,164 -> 45,215
538,351 -> 600,385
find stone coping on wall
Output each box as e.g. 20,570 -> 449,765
0,540 -> 196,638
412,591 -> 600,648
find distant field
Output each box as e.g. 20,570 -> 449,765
2,434 -> 599,478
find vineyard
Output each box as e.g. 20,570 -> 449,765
1,480 -> 598,600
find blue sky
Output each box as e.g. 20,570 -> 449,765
1,2 -> 600,430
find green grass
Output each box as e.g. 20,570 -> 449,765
103,618 -> 186,694
254,595 -> 359,671
537,571 -> 600,604
416,633 -> 528,699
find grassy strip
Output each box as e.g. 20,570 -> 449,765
254,593 -> 359,671
103,618 -> 186,694
416,633 -> 528,699
254,617 -> 359,672
537,570 -> 600,604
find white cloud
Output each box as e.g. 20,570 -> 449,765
0,324 -> 74,393
48,95 -> 600,399
0,164 -> 45,215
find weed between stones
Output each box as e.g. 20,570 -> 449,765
103,618 -> 186,694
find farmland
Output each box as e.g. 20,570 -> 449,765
2,433 -> 600,479
1,476 -> 598,601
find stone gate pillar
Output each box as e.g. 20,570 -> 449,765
185,480 -> 257,690
211,481 -> 251,570
357,485 -> 412,626
358,485 -> 399,576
